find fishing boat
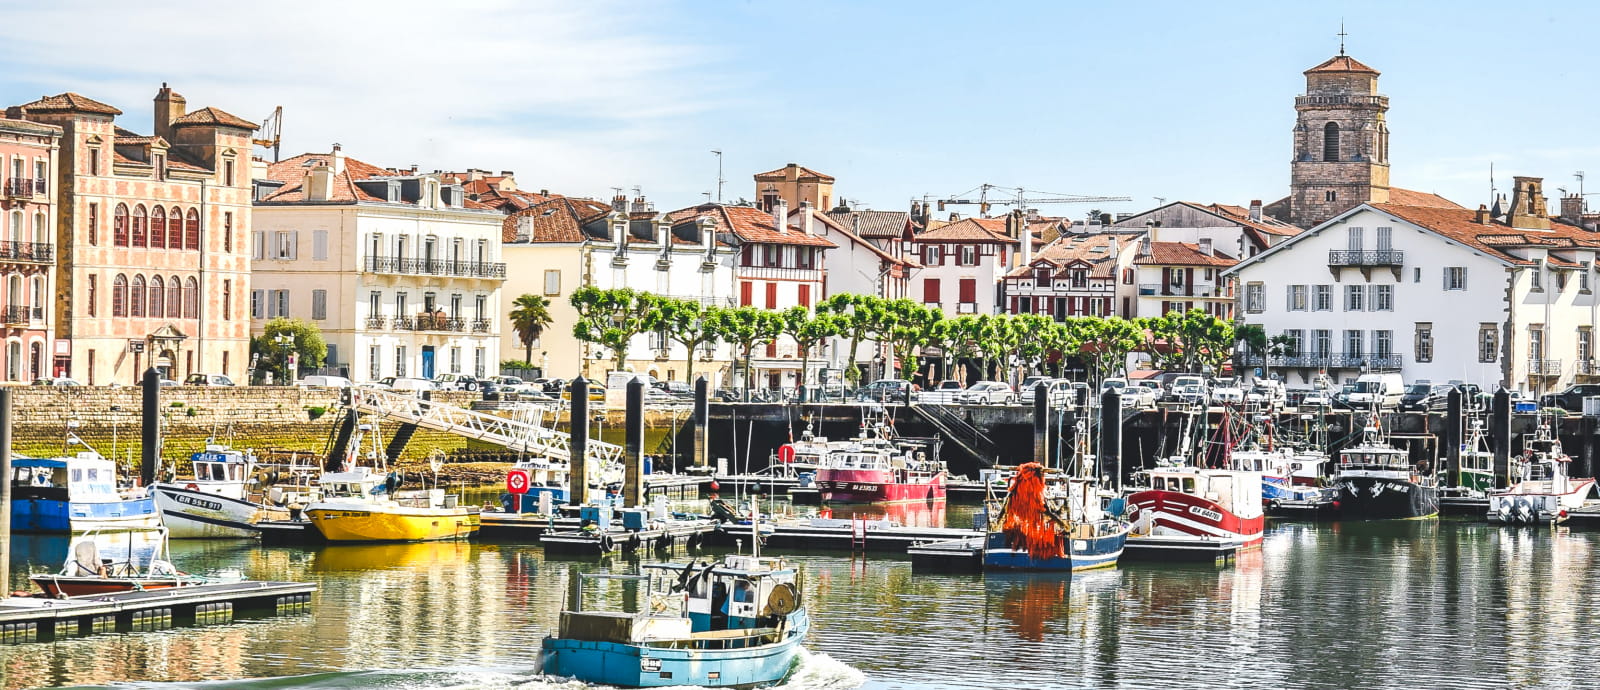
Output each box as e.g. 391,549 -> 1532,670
30,528 -> 208,598
152,444 -> 289,538
8,453 -> 160,533
304,425 -> 480,542
983,462 -> 1129,571
1457,416 -> 1496,496
815,416 -> 945,504
1126,460 -> 1266,546
540,505 -> 807,688
1487,415 -> 1595,524
1331,419 -> 1439,520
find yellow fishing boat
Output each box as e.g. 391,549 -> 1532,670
304,467 -> 479,542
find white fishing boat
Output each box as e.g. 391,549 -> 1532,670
152,444 -> 289,538
1487,415 -> 1595,524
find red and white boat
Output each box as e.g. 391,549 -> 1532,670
1126,462 -> 1265,547
815,419 -> 946,504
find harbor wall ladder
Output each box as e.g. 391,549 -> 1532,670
909,403 -> 997,466
348,389 -> 623,467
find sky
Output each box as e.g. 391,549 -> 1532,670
2,0 -> 1597,219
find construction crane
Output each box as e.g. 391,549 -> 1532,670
936,183 -> 1131,216
252,106 -> 283,162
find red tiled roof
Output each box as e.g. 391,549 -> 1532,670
502,197 -> 614,243
1198,202 -> 1304,238
1386,188 -> 1463,209
753,164 -> 834,182
170,106 -> 257,129
666,204 -> 836,248
12,92 -> 122,115
1369,204 -> 1600,265
916,216 -> 1035,244
825,209 -> 910,239
261,152 -> 395,202
1007,232 -> 1125,278
1134,241 -> 1238,267
1305,55 -> 1378,75
805,211 -> 915,267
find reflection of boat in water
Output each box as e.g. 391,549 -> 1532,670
29,528 -> 214,598
1488,415 -> 1595,524
310,540 -> 475,572
819,500 -> 947,528
9,453 -> 160,533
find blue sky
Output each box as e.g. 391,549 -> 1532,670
1,0 -> 1596,218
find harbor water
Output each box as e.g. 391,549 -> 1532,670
4,509 -> 1598,689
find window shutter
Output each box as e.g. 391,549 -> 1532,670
1287,284 -> 1293,310
313,230 -> 328,261
289,231 -> 299,260
252,232 -> 264,260
1461,267 -> 1467,289
1442,267 -> 1449,290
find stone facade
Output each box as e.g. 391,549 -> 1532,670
1283,55 -> 1391,228
0,117 -> 61,381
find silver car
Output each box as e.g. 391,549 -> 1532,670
957,381 -> 1017,405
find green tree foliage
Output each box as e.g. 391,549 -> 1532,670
655,298 -> 725,385
710,306 -> 784,397
782,306 -> 843,397
250,318 -> 327,383
569,286 -> 658,373
882,299 -> 942,380
509,293 -> 554,364
816,293 -> 890,385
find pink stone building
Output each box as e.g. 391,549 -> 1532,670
0,117 -> 61,381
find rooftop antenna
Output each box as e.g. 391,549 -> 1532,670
1577,171 -> 1586,198
701,191 -> 712,203
1153,196 -> 1167,206
1337,20 -> 1347,56
710,149 -> 725,203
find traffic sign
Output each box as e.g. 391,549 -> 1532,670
506,469 -> 531,494
777,444 -> 796,464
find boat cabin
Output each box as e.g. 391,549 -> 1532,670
10,455 -> 123,503
1141,467 -> 1263,519
1338,446 -> 1411,471
559,555 -> 803,646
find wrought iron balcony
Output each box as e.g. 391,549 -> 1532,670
1,305 -> 42,324
3,178 -> 36,197
364,316 -> 388,330
407,313 -> 465,332
364,256 -> 508,279
0,241 -> 52,263
1237,352 -> 1401,369
471,319 -> 492,333
392,315 -> 414,330
1529,359 -> 1562,376
1328,250 -> 1404,266
1576,359 -> 1597,377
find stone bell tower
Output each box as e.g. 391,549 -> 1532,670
1285,53 -> 1391,227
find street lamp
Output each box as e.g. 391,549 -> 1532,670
275,333 -> 297,385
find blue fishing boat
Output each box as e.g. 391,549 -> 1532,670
983,464 -> 1129,572
9,453 -> 160,533
541,516 -> 808,688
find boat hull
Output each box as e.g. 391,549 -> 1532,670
1125,489 -> 1264,546
982,530 -> 1126,572
540,612 -> 807,688
1458,469 -> 1495,494
9,496 -> 160,533
1334,475 -> 1439,520
306,504 -> 481,542
30,575 -> 186,598
153,484 -> 276,538
1487,478 -> 1595,523
817,469 -> 945,504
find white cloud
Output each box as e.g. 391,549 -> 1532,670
0,0 -> 735,201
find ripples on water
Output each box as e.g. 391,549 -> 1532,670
5,515 -> 1600,690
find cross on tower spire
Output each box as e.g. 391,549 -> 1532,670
1338,20 -> 1348,55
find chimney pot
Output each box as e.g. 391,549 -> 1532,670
1249,200 -> 1263,221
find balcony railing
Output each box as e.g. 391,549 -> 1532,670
393,315 -> 414,330
1328,250 -> 1405,266
404,314 -> 466,332
364,316 -> 387,330
364,256 -> 507,279
0,305 -> 42,324
2,178 -> 42,197
0,241 -> 52,263
471,319 -> 492,333
1577,359 -> 1597,377
1529,359 -> 1562,376
1237,352 -> 1403,370
1295,94 -> 1388,108
737,265 -> 825,282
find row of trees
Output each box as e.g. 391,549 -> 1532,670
559,287 -> 1244,392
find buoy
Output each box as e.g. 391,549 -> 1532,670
710,481 -> 720,491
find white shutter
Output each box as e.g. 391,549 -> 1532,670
313,230 -> 328,261
252,232 -> 265,260
289,231 -> 299,260
1460,266 -> 1467,290
250,289 -> 263,318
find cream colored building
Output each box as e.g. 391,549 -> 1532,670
253,148 -> 504,382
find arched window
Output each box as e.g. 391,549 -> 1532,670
131,205 -> 147,247
130,274 -> 146,317
7,211 -> 20,244
169,206 -> 182,249
185,209 -> 200,250
149,276 -> 165,319
112,274 -> 128,317
182,277 -> 198,318
28,341 -> 41,380
6,275 -> 20,308
114,204 -> 129,246
32,212 -> 45,245
1322,122 -> 1340,162
150,206 -> 166,249
167,275 -> 181,318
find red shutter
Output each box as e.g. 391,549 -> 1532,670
1185,268 -> 1194,296
798,284 -> 811,307
765,282 -> 778,309
1009,296 -> 1017,313
959,278 -> 976,303
740,281 -> 752,306
924,278 -> 941,303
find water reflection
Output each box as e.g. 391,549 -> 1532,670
820,500 -> 947,528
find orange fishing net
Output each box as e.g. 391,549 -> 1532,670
1002,462 -> 1063,560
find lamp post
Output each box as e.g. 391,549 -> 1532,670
275,333 -> 297,386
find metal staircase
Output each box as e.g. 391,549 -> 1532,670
348,388 -> 623,467
909,403 -> 997,467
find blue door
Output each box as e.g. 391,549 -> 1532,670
421,346 -> 435,380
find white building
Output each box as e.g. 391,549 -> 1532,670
1225,177 -> 1598,394
1002,230 -> 1138,319
911,216 -> 1032,316
253,148 -> 505,382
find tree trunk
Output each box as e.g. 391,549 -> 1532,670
684,339 -> 697,386
525,340 -> 533,365
799,350 -> 810,402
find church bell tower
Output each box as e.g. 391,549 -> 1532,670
1285,53 -> 1391,227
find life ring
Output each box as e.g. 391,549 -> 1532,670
185,483 -> 199,492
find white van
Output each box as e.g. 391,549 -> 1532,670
1347,373 -> 1405,408
297,375 -> 352,389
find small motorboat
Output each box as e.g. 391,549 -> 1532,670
1488,415 -> 1595,524
9,453 -> 160,533
30,527 -> 208,598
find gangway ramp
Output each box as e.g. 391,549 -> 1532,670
348,388 -> 622,467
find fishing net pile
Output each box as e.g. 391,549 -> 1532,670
1002,462 -> 1063,560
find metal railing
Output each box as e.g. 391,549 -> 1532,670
3,178 -> 38,196
471,319 -> 492,333
1529,359 -> 1562,376
1576,359 -> 1597,377
737,265 -> 825,282
350,387 -> 622,465
1327,250 -> 1405,266
364,256 -> 507,279
1296,94 -> 1388,108
0,241 -> 52,262
1238,352 -> 1403,369
0,305 -> 42,324
364,316 -> 387,330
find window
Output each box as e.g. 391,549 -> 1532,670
274,231 -> 298,260
1325,191 -> 1337,203
796,247 -> 813,269
960,245 -> 977,266
131,205 -> 147,247
450,346 -> 462,373
1284,329 -> 1304,355
271,289 -> 289,318
1245,283 -> 1263,313
543,270 -> 561,296
87,275 -> 97,317
1583,265 -> 1592,292
475,347 -> 486,377
1287,285 -> 1307,311
1345,284 -> 1364,311
151,206 -> 167,249
474,295 -> 486,321
369,291 -> 381,318
1531,264 -> 1544,291
1414,267 -> 1421,283
1374,330 -> 1392,358
1445,267 -> 1467,290
252,231 -> 265,260
1529,325 -> 1545,360
153,154 -> 165,181
763,245 -> 779,267
959,278 -> 977,303
250,289 -> 263,318
223,213 -> 233,253
1411,323 -> 1432,363
222,351 -> 229,376
129,275 -> 145,316
312,289 -> 327,320
223,159 -> 236,187
1580,327 -> 1593,363
184,208 -> 199,250
167,275 -> 180,317
923,245 -> 942,265
740,282 -> 752,306
185,277 -> 198,318
1323,122 -> 1340,162
798,284 -> 811,307
924,278 -> 941,304
1313,285 -> 1332,311
88,148 -> 100,176
149,276 -> 165,318
369,345 -> 382,380
87,203 -> 99,246
312,231 -> 328,261
1370,285 -> 1393,311
1347,227 -> 1363,251
395,346 -> 407,377
1313,330 -> 1332,357
1376,227 -> 1392,252
1478,324 -> 1498,363
395,292 -> 408,315
1344,330 -> 1363,358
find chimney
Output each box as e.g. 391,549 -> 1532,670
1199,237 -> 1213,256
1249,199 -> 1262,221
1018,213 -> 1033,267
305,163 -> 334,201
632,195 -> 651,213
153,83 -> 186,143
515,215 -> 533,243
1506,176 -> 1552,230
801,201 -> 821,236
611,193 -> 628,212
1560,194 -> 1585,222
772,197 -> 789,233
1475,204 -> 1491,224
331,143 -> 346,174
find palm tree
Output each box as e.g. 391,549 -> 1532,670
509,294 -> 554,365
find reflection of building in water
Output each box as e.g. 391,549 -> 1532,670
1500,529 -> 1591,688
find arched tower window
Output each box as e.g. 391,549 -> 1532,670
149,275 -> 165,319
130,274 -> 146,317
167,275 -> 181,318
1322,122 -> 1340,162
112,274 -> 128,317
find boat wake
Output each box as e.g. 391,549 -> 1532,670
74,650 -> 865,690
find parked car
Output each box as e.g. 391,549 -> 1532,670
1399,383 -> 1453,411
1539,384 -> 1600,413
856,379 -> 915,404
957,381 -> 1017,405
1173,384 -> 1208,406
1347,373 -> 1405,409
432,373 -> 484,391
1299,388 -> 1333,408
643,387 -> 678,405
1121,384 -> 1158,408
158,378 -> 180,388
920,379 -> 966,404
185,373 -> 236,386
1209,377 -> 1245,405
31,377 -> 82,387
297,375 -> 353,389
1018,375 -> 1050,399
1163,375 -> 1207,403
655,380 -> 694,398
1246,380 -> 1286,406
